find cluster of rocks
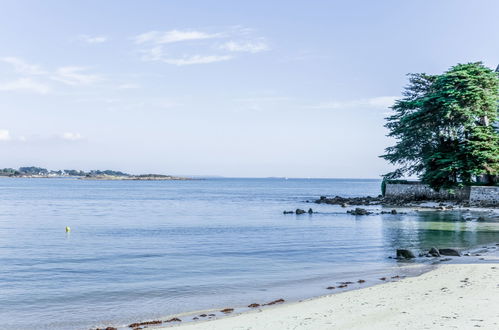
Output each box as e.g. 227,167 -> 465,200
315,195 -> 383,206
396,247 -> 461,259
346,208 -> 404,216
347,208 -> 372,215
283,208 -> 314,215
128,320 -> 165,328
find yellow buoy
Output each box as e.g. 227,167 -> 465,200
65,226 -> 71,232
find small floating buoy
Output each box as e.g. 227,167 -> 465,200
65,226 -> 71,232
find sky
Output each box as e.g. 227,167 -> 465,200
1,0 -> 499,178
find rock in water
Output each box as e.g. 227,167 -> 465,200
428,247 -> 440,257
396,249 -> 416,259
308,208 -> 313,214
439,248 -> 461,256
295,208 -> 306,215
347,208 -> 372,215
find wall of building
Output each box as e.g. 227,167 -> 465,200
385,182 -> 499,205
469,186 -> 499,205
385,183 -> 470,200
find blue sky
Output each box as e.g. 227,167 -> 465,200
1,0 -> 499,177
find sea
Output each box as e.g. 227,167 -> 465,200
0,177 -> 498,329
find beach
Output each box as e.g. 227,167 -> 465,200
167,260 -> 499,330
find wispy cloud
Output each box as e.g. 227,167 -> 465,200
311,96 -> 399,110
51,66 -> 103,86
134,29 -> 220,44
78,34 -> 108,44
0,129 -> 11,141
134,27 -> 268,66
220,40 -> 269,53
0,57 -> 46,75
0,78 -> 50,94
117,83 -> 140,89
1,57 -> 104,91
156,54 -> 232,66
60,132 -> 84,141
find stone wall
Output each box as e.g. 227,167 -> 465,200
469,186 -> 499,206
385,182 -> 499,205
385,183 -> 470,201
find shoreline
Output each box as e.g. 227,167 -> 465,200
102,247 -> 499,330
162,259 -> 499,330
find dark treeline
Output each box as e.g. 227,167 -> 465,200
0,167 -> 130,177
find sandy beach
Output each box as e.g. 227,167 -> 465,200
165,261 -> 499,330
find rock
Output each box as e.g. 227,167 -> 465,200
357,279 -> 366,283
283,210 -> 294,214
338,284 -> 347,288
347,208 -> 372,215
379,277 -> 387,281
264,299 -> 285,305
128,320 -> 163,328
326,286 -> 336,290
391,209 -> 398,214
440,257 -> 452,262
439,248 -> 461,256
199,314 -> 207,317
248,303 -> 260,308
428,247 -> 440,257
341,203 -> 348,207
220,308 -> 234,314
165,318 -> 181,322
295,209 -> 306,215
396,249 -> 415,259
308,208 -> 313,214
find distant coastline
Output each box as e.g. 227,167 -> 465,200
0,166 -> 193,181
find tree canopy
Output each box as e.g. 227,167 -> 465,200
381,62 -> 499,190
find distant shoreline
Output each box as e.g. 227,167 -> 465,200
0,174 -> 194,181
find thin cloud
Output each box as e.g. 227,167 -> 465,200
311,96 -> 399,110
134,29 -> 220,44
0,57 -> 46,75
78,35 -> 108,44
1,57 -> 104,90
0,78 -> 50,94
134,27 -> 268,66
51,66 -> 103,86
117,83 -> 140,89
0,129 -> 11,141
160,54 -> 232,66
220,40 -> 269,53
60,132 -> 84,141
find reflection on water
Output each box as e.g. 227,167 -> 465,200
0,178 -> 497,330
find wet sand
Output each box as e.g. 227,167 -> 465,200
164,261 -> 499,330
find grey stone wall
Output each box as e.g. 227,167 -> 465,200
385,183 -> 499,205
385,183 -> 470,201
469,186 -> 499,206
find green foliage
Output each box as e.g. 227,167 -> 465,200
382,62 -> 499,190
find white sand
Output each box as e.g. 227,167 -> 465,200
165,263 -> 499,330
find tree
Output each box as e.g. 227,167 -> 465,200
382,62 -> 499,190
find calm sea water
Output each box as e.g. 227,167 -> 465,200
0,178 -> 498,330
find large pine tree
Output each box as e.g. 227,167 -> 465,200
382,62 -> 499,190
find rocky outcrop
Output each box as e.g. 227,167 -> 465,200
396,249 -> 416,259
428,247 -> 440,257
295,209 -> 306,215
439,248 -> 461,256
347,208 -> 372,215
315,195 -> 382,206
